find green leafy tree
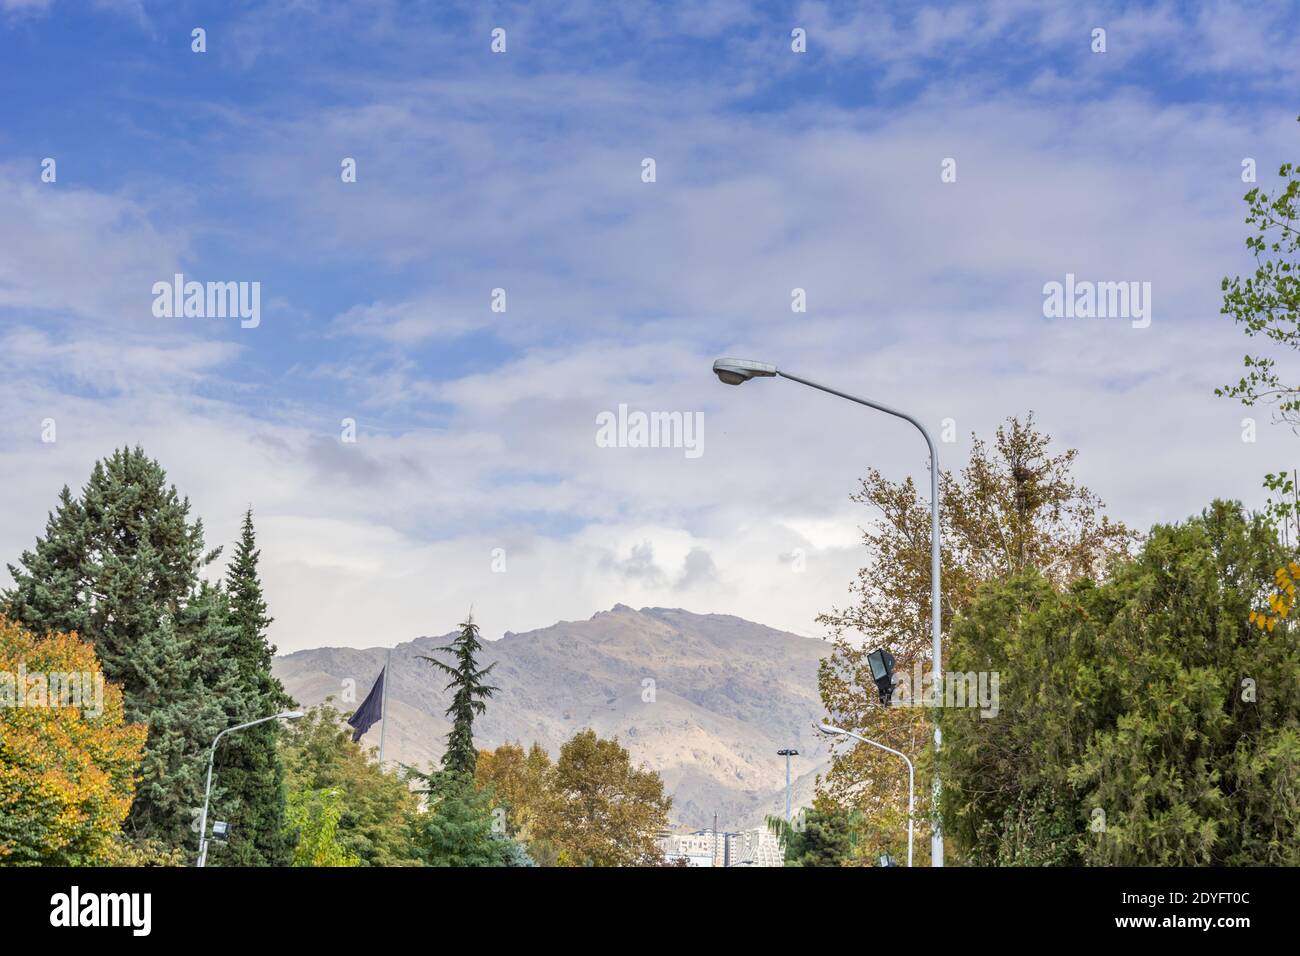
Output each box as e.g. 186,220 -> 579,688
1220,118 -> 1300,420
287,788 -> 359,867
212,510 -> 293,866
3,448 -> 241,854
280,703 -> 420,866
1219,117 -> 1300,534
420,613 -> 497,776
942,501 -> 1300,865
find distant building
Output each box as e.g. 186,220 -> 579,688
658,831 -> 719,866
725,827 -> 785,867
657,826 -> 785,867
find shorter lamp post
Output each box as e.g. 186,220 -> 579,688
777,748 -> 799,822
818,722 -> 915,867
197,710 -> 305,867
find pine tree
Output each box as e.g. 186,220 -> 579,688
211,510 -> 294,866
420,613 -> 498,776
131,581 -> 243,850
2,447 -> 239,854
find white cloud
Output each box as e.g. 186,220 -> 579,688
4,7 -> 1299,653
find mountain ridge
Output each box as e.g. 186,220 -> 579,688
272,604 -> 831,829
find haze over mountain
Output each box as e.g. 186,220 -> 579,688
273,605 -> 831,829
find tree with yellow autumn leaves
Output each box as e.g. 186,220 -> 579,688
0,616 -> 145,865
477,730 -> 671,866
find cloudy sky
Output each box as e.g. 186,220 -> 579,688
2,0 -> 1298,652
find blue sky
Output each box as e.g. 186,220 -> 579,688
3,0 -> 1300,650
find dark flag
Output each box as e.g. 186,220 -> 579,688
347,667 -> 385,742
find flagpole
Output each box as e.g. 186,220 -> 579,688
378,646 -> 393,767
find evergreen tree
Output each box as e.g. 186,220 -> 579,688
409,772 -> 522,867
2,447 -> 239,854
131,580 -> 244,850
420,613 -> 498,776
772,801 -> 858,867
211,510 -> 294,866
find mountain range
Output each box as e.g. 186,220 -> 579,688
271,604 -> 832,829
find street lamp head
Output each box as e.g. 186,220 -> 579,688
712,357 -> 778,386
777,748 -> 799,756
817,722 -> 844,736
866,648 -> 896,705
276,710 -> 306,721
867,648 -> 894,683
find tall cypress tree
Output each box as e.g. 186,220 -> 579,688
3,447 -> 238,853
213,509 -> 294,866
420,613 -> 498,776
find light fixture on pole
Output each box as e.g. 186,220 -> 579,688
819,722 -> 915,867
196,710 -> 305,867
777,748 -> 799,822
867,647 -> 896,705
715,356 -> 944,866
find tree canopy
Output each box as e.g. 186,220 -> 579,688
0,616 -> 146,865
280,703 -> 420,866
942,501 -> 1300,865
3,448 -> 245,855
817,416 -> 1134,863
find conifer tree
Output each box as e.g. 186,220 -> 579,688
212,510 -> 294,866
3,447 -> 239,853
420,613 -> 498,776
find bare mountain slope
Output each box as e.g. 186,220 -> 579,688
272,605 -> 831,829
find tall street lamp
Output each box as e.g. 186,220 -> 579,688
777,747 -> 799,822
197,710 -> 305,867
714,357 -> 944,866
819,722 -> 914,867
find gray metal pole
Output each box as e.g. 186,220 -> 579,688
197,745 -> 217,867
785,753 -> 792,822
378,646 -> 393,766
821,724 -> 914,867
196,712 -> 298,867
778,370 -> 943,866
777,747 -> 798,822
